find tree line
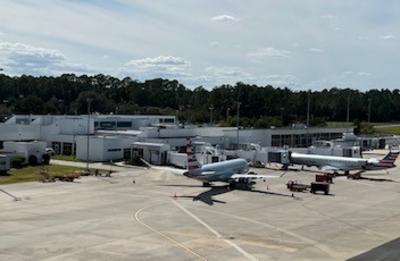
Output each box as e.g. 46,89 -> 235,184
0,73 -> 399,128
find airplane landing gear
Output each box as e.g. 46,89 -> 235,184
202,182 -> 211,187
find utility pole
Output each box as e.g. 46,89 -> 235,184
186,104 -> 192,124
306,90 -> 311,127
368,98 -> 372,123
86,98 -> 93,171
346,95 -> 350,122
226,107 -> 230,120
209,104 -> 214,125
236,102 -> 241,149
280,107 -> 284,123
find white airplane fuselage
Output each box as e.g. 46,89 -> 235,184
290,151 -> 400,173
290,152 -> 368,171
184,158 -> 249,182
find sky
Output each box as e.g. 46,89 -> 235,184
0,0 -> 399,90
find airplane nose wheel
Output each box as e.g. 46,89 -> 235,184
235,178 -> 254,189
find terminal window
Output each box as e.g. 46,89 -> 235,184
108,148 -> 122,152
117,121 -> 132,128
100,121 -> 116,128
163,118 -> 175,123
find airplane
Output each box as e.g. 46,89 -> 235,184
183,140 -> 278,188
289,150 -> 399,176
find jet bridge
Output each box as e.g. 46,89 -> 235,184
267,150 -> 290,165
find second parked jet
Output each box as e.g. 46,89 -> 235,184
289,150 -> 399,175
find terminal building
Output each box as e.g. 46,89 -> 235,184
0,114 -> 355,164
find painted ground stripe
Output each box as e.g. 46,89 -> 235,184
172,200 -> 259,261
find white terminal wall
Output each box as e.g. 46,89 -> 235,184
75,135 -> 137,161
0,124 -> 41,141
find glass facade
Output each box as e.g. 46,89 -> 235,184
117,121 -> 132,128
271,132 -> 343,148
63,143 -> 73,155
100,121 -> 116,128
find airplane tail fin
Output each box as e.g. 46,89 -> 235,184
186,139 -> 202,175
379,150 -> 400,167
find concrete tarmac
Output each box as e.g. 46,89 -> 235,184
1,161 -> 400,260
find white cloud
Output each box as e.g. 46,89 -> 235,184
320,14 -> 337,19
126,56 -> 190,69
209,41 -> 220,47
0,41 -> 91,75
122,56 -> 192,80
341,71 -> 371,78
308,48 -> 323,53
382,34 -> 395,40
248,47 -> 291,58
205,66 -> 247,78
201,67 -> 297,87
357,35 -> 368,41
262,74 -> 298,87
210,14 -> 239,22
343,71 -> 354,75
334,27 -> 342,31
357,72 -> 371,76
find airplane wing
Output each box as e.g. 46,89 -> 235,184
231,174 -> 280,179
320,166 -> 340,172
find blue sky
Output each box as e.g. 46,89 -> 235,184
0,0 -> 399,90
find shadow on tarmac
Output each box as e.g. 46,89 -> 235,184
167,184 -> 298,206
355,176 -> 397,182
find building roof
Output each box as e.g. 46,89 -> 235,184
96,130 -> 142,136
132,142 -> 167,148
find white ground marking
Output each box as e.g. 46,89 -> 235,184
172,200 -> 261,261
134,204 -> 207,261
192,206 -> 340,259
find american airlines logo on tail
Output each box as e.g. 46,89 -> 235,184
378,151 -> 399,167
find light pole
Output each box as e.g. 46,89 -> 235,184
86,98 -> 93,171
226,107 -> 230,120
306,90 -> 311,127
236,102 -> 241,149
187,104 -> 192,123
346,95 -> 350,122
209,105 -> 214,125
367,98 -> 372,123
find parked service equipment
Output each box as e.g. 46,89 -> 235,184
310,182 -> 330,195
286,180 -> 310,192
315,174 -> 334,184
0,155 -> 10,175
